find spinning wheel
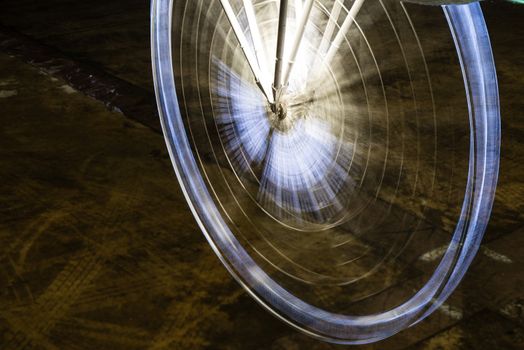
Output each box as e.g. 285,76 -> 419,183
152,0 -> 499,344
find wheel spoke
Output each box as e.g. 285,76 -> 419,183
273,0 -> 289,104
314,0 -> 343,68
282,0 -> 315,88
219,0 -> 274,103
322,0 -> 366,69
243,0 -> 271,94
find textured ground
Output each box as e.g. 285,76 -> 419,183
0,1 -> 524,349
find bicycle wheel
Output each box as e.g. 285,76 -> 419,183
152,0 -> 499,344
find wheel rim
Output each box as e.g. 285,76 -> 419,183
151,1 -> 500,344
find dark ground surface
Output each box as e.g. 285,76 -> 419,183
0,1 -> 524,349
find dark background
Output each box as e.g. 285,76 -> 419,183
0,1 -> 523,349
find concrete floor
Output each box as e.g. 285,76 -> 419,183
0,1 -> 524,349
